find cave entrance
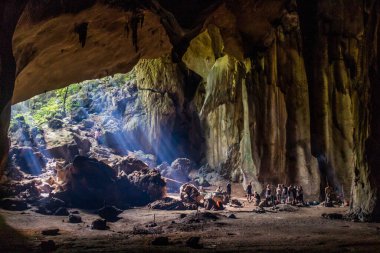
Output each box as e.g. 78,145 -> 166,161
6,69 -> 200,179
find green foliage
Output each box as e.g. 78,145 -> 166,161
10,71 -> 135,128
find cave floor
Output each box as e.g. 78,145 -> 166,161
1,198 -> 380,253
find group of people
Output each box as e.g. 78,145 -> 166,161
245,183 -> 304,206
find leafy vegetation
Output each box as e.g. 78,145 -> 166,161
10,72 -> 134,128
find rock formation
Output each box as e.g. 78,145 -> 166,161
1,0 -> 380,221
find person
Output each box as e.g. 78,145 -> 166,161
282,184 -> 288,204
265,184 -> 272,204
246,182 -> 253,202
325,184 -> 334,207
216,186 -> 222,192
276,184 -> 282,203
253,191 -> 261,206
226,182 -> 232,198
291,184 -> 297,204
297,185 -> 304,204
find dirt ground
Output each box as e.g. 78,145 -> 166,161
1,185 -> 380,253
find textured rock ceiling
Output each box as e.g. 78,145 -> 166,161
12,3 -> 171,104
11,0 -> 286,103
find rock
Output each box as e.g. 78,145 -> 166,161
48,118 -> 64,129
146,222 -> 157,228
91,218 -> 108,230
46,143 -> 79,162
71,107 -> 88,122
97,205 -> 123,221
227,213 -> 237,219
322,213 -> 344,220
8,147 -> 46,175
37,197 -> 66,214
254,207 -> 266,213
68,214 -> 82,223
54,207 -> 69,216
72,134 -> 91,155
64,156 -> 117,208
40,240 -> 57,252
113,156 -> 149,175
41,228 -> 60,236
82,119 -> 95,129
0,198 -> 28,211
179,183 -> 200,204
124,169 -> 166,205
186,237 -> 203,249
277,204 -> 299,212
152,236 -> 169,246
171,158 -> 193,174
159,158 -> 194,192
148,197 -> 197,210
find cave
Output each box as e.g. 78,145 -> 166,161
1,0 -> 380,252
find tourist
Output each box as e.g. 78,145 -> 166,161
265,184 -> 272,204
253,191 -> 261,206
297,185 -> 304,204
291,185 -> 297,204
246,182 -> 253,202
282,184 -> 288,204
276,184 -> 282,203
226,182 -> 232,198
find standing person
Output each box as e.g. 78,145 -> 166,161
226,182 -> 232,198
282,185 -> 288,204
253,191 -> 261,206
288,185 -> 293,203
276,184 -> 282,203
246,182 -> 253,202
265,184 -> 272,204
291,185 -> 297,205
298,185 -> 304,204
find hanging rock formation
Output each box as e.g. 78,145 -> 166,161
0,0 -> 380,221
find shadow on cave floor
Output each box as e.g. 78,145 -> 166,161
0,214 -> 32,253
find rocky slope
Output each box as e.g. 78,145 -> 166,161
1,0 -> 380,221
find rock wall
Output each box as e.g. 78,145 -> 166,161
0,0 -> 27,174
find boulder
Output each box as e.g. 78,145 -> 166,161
148,197 -> 197,210
68,214 -> 82,223
45,143 -> 79,162
9,147 -> 46,175
0,198 -> 28,211
82,119 -> 95,129
113,156 -> 149,175
36,197 -> 66,215
159,160 -> 194,192
71,107 -> 88,123
63,156 -> 117,208
91,219 -> 108,230
97,205 -> 123,221
125,169 -> 166,205
72,134 -> 91,155
48,118 -> 64,129
180,183 -> 200,204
